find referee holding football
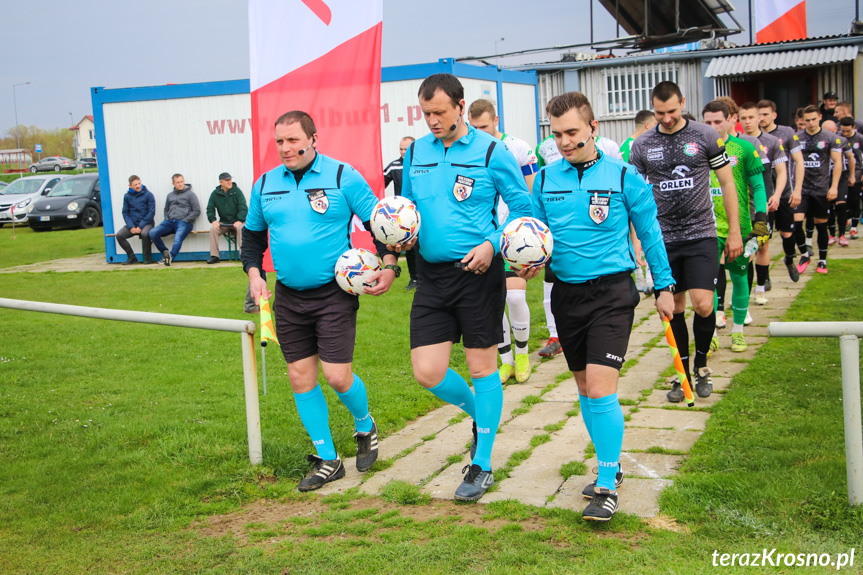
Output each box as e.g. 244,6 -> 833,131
397,74 -> 532,502
243,111 -> 398,492
520,92 -> 675,521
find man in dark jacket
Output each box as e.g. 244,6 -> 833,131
206,172 -> 247,264
149,173 -> 201,266
116,175 -> 156,265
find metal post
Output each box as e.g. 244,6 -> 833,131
241,332 -> 263,465
839,335 -> 863,506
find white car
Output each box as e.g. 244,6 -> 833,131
0,175 -> 65,226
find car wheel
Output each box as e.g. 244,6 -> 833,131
30,167 -> 37,173
29,225 -> 46,232
54,165 -> 61,172
81,206 -> 101,229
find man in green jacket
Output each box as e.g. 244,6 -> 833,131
207,172 -> 263,313
207,172 -> 248,265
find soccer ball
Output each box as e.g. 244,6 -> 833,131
369,196 -> 421,246
334,248 -> 382,296
500,217 -> 553,270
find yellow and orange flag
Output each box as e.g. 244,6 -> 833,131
259,295 -> 278,347
660,315 -> 695,407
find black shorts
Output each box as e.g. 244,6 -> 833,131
837,178 -> 849,203
775,196 -> 797,233
551,272 -> 639,372
544,258 -> 557,283
410,255 -> 506,349
799,194 -> 831,219
274,280 -> 359,364
664,237 -> 719,293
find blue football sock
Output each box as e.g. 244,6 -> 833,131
293,385 -> 337,460
471,372 -> 503,471
588,393 -> 624,491
428,369 -> 476,419
578,393 -> 594,443
335,374 -> 373,433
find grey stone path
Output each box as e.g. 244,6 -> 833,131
317,234 -> 860,518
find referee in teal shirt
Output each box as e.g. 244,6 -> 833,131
521,92 -> 675,521
243,111 -> 398,492
397,74 -> 532,502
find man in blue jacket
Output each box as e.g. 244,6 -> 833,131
115,175 -> 156,265
522,92 -> 675,521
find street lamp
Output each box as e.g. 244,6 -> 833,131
12,82 -> 31,150
494,37 -> 505,57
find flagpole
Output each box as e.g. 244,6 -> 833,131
261,342 -> 268,395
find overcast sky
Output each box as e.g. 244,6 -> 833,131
0,0 -> 858,134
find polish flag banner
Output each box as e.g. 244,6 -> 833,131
249,0 -> 383,256
756,0 -> 807,44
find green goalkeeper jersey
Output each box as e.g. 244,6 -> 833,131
709,134 -> 766,239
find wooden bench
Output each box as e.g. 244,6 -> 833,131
105,228 -> 239,261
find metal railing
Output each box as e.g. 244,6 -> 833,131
769,322 -> 863,506
0,298 -> 263,465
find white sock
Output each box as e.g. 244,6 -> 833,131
499,311 -> 514,365
732,323 -> 744,334
805,237 -> 813,247
543,281 -> 557,338
507,289 -> 530,354
754,286 -> 765,294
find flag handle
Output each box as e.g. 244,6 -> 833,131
261,346 -> 267,396
660,315 -> 695,407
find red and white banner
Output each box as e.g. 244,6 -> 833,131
249,0 -> 383,254
756,0 -> 807,44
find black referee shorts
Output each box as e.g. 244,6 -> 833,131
410,255 -> 506,349
551,272 -> 639,372
274,280 -> 359,364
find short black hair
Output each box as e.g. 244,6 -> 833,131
652,81 -> 683,103
418,73 -> 464,108
839,116 -> 856,128
802,105 -> 820,116
757,99 -> 777,113
702,100 -> 730,119
634,110 -> 654,127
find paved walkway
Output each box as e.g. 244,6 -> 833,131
315,234 -> 860,517
0,253 -> 242,274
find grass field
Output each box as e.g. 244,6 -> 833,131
0,225 -> 104,268
1,237 -> 862,573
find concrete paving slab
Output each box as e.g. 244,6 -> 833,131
627,407 -> 711,431
622,427 -> 701,453
423,427 -> 542,499
584,451 -> 683,479
505,401 -> 573,431
641,388 -> 724,408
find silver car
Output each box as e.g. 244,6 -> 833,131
0,175 -> 65,225
28,157 -> 77,173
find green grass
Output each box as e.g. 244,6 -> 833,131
0,225 -> 105,268
2,235 -> 863,573
560,460 -> 588,480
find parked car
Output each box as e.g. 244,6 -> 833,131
28,157 -> 77,173
0,181 -> 8,190
27,174 -> 101,231
78,158 -> 97,169
0,174 -> 65,226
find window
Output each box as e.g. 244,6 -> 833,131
89,130 -> 95,140
600,63 -> 678,119
537,71 -> 565,127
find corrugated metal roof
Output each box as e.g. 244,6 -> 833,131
705,45 -> 859,77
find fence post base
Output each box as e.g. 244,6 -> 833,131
839,335 -> 863,506
241,332 -> 263,465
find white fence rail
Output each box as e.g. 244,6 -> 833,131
0,298 -> 263,465
768,322 -> 863,506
